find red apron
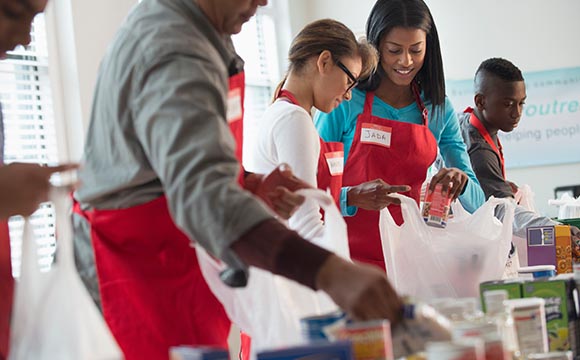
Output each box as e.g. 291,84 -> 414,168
227,72 -> 245,164
317,139 -> 344,206
342,85 -> 437,271
73,72 -> 248,360
0,220 -> 12,360
276,90 -> 344,203
465,107 -> 505,178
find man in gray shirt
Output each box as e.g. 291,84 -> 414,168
73,0 -> 403,358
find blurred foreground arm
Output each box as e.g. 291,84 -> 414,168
0,163 -> 78,218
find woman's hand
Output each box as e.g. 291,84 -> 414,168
347,179 -> 410,211
428,167 -> 468,201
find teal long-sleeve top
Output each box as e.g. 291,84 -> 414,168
314,88 -> 485,215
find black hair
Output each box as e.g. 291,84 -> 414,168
360,0 -> 446,119
475,58 -> 524,82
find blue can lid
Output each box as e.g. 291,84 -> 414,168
532,269 -> 556,279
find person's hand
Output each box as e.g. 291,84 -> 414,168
347,179 -> 410,211
0,163 -> 78,218
316,254 -> 403,323
247,164 -> 310,219
428,167 -> 468,201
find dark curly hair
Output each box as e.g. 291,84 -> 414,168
476,58 -> 524,82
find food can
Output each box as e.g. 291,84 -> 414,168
422,183 -> 451,228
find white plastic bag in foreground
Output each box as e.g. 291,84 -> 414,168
9,187 -> 123,360
379,194 -> 514,300
196,189 -> 350,355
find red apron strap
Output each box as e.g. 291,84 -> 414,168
411,82 -> 429,126
468,110 -> 506,178
363,91 -> 375,116
277,89 -> 300,105
0,220 -> 12,359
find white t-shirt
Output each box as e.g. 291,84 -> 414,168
245,100 -> 324,240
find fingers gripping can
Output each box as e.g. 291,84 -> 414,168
422,183 -> 451,228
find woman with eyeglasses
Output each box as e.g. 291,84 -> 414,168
245,18 -> 409,242
314,0 -> 486,271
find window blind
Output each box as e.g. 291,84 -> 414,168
1,15 -> 59,277
232,6 -> 281,162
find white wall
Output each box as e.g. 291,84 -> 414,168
46,0 -> 136,161
47,0 -> 580,216
288,0 -> 580,217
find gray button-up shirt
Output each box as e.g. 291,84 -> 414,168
73,0 -> 273,305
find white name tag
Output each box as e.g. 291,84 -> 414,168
361,123 -> 392,148
227,88 -> 242,123
324,151 -> 344,176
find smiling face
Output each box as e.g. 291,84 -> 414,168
476,76 -> 526,133
0,0 -> 47,57
378,26 -> 426,88
313,53 -> 362,113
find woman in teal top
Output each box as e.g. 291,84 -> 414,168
314,0 -> 485,270
315,88 -> 484,214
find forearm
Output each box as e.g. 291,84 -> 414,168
231,219 -> 332,289
458,177 -> 485,213
495,203 -> 559,238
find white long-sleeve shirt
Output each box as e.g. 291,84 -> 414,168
245,100 -> 325,240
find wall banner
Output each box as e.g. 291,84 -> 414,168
447,67 -> 580,168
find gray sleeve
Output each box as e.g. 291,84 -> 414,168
469,145 -> 513,199
495,202 -> 559,238
131,55 -> 273,267
72,212 -> 102,310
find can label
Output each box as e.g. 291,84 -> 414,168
422,183 -> 451,228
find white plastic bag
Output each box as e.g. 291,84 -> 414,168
513,184 -> 538,267
549,193 -> 580,220
379,194 -> 514,300
196,189 -> 349,355
9,187 -> 123,360
514,184 -> 538,214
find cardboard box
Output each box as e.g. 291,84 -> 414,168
527,225 -> 572,274
169,347 -> 228,360
480,279 -> 524,312
522,277 -> 580,354
257,341 -> 353,360
331,320 -> 393,360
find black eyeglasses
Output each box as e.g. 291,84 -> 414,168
334,57 -> 358,94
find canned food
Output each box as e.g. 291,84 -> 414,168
422,183 -> 451,228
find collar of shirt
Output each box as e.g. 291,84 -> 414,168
178,0 -> 243,75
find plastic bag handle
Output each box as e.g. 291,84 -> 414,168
295,188 -> 350,259
48,186 -> 76,271
391,193 -> 431,243
294,188 -> 334,212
